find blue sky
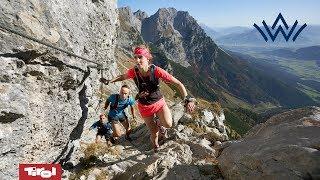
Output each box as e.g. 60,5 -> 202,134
117,0 -> 320,28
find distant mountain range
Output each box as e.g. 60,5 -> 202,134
200,24 -> 251,40
201,25 -> 320,47
262,45 -> 320,60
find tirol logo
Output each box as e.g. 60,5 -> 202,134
254,13 -> 307,42
19,164 -> 62,180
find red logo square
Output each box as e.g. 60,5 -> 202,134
19,164 -> 62,180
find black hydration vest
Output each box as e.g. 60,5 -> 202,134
133,64 -> 163,105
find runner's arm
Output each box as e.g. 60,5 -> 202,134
89,122 -> 98,130
104,100 -> 110,110
100,73 -> 130,85
156,66 -> 195,112
130,105 -> 135,119
170,76 -> 188,98
170,77 -> 195,113
109,74 -> 129,83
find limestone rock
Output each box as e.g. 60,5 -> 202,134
0,0 -> 118,179
218,107 -> 320,180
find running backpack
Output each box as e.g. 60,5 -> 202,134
110,94 -> 120,110
133,64 -> 162,104
133,64 -> 159,93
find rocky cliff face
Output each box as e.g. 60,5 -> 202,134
218,106 -> 320,179
117,7 -> 144,52
133,10 -> 148,21
0,0 -> 118,179
141,8 -> 189,67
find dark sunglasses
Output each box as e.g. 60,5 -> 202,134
134,55 -> 143,59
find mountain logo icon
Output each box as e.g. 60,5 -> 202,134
254,13 -> 307,42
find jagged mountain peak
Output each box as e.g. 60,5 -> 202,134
117,6 -> 132,13
140,6 -> 217,67
152,7 -> 194,23
117,6 -> 144,49
176,10 -> 191,17
133,9 -> 148,20
156,7 -> 178,15
117,6 -> 136,22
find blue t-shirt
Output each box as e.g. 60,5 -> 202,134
90,121 -> 112,135
107,94 -> 135,118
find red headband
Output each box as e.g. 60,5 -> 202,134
134,47 -> 151,59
